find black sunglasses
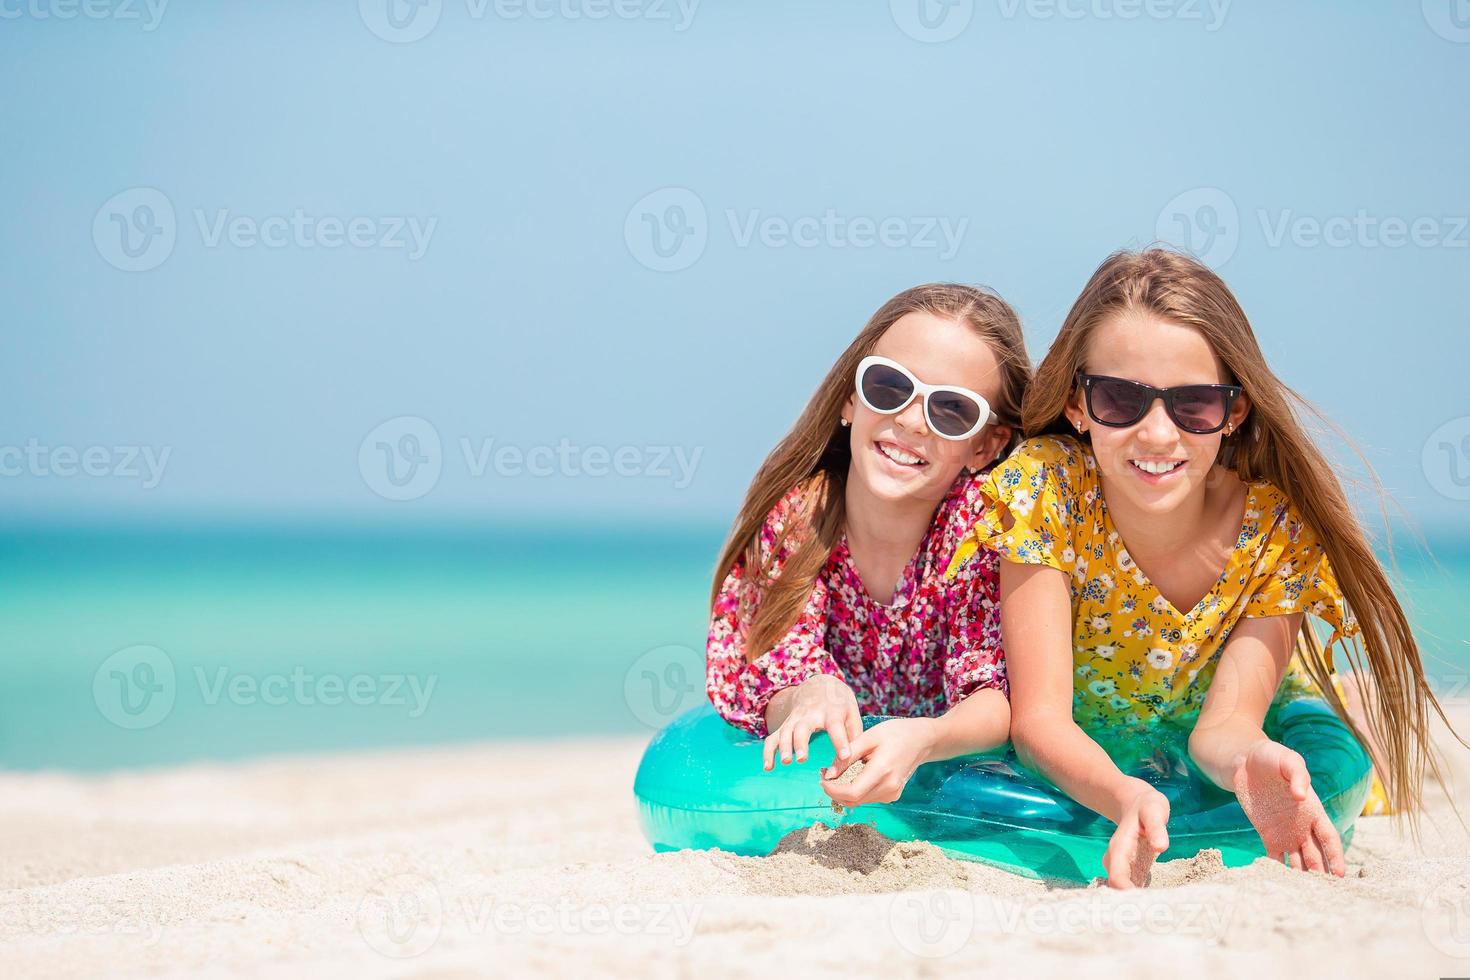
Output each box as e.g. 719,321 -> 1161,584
1076,373 -> 1243,435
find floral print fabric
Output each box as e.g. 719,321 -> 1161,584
706,471 -> 1008,739
944,435 -> 1358,739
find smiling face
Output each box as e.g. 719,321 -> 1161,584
1066,307 -> 1251,517
841,311 -> 1012,508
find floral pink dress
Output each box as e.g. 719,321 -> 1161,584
706,470 -> 1007,738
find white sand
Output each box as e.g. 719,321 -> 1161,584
3,711 -> 1470,980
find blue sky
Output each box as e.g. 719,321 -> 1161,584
2,2 -> 1467,533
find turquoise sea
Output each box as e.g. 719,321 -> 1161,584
3,524 -> 1466,772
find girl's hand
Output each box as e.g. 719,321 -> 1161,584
762,674 -> 862,770
820,718 -> 938,808
1232,739 -> 1346,876
1103,782 -> 1171,889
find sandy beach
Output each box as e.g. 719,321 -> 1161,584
3,707 -> 1469,979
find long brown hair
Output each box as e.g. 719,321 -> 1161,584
710,284 -> 1031,665
1025,246 -> 1464,819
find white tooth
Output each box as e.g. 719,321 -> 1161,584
1133,459 -> 1181,475
879,444 -> 923,465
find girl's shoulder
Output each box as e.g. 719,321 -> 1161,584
1000,434 -> 1096,479
985,433 -> 1099,510
766,481 -> 814,527
752,480 -> 826,564
1011,432 -> 1091,463
1234,478 -> 1356,635
932,467 -> 999,582
1235,478 -> 1324,564
934,466 -> 993,549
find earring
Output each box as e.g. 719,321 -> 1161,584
840,418 -> 851,427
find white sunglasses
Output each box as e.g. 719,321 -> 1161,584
853,355 -> 992,441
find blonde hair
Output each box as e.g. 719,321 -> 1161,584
710,284 -> 1031,664
1024,246 -> 1464,820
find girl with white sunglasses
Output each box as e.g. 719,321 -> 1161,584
705,284 -> 1031,809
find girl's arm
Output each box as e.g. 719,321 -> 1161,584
760,674 -> 862,768
1188,612 -> 1346,876
1002,561 -> 1171,887
930,470 -> 1017,763
1003,561 -> 1156,821
923,686 -> 1011,761
822,542 -> 1013,805
938,549 -> 1011,760
820,687 -> 1010,808
705,565 -> 853,754
1186,612 -> 1297,787
705,490 -> 851,743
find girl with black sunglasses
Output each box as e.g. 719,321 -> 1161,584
946,247 -> 1464,888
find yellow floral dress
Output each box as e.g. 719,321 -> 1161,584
945,435 -> 1389,814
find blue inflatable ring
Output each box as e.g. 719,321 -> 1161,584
633,697 -> 1372,881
